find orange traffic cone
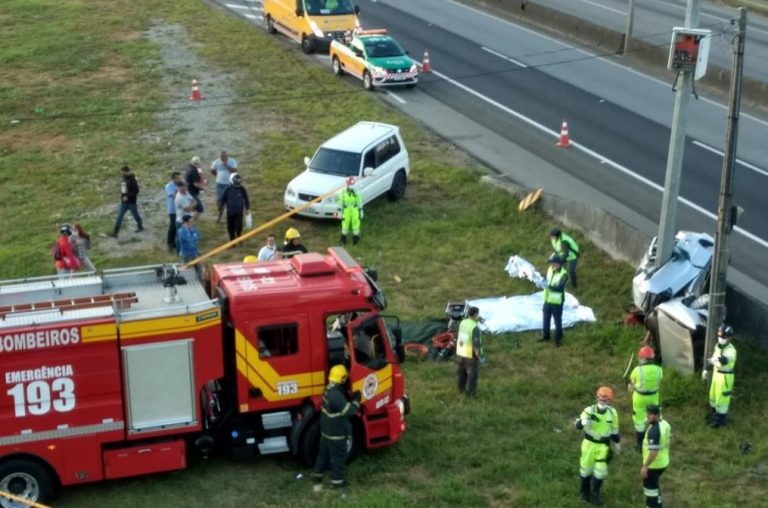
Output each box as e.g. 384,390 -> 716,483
556,119 -> 571,147
189,79 -> 203,101
421,50 -> 432,73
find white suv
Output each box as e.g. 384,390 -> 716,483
284,122 -> 409,218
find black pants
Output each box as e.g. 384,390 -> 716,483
167,213 -> 177,249
313,437 -> 348,486
543,302 -> 564,345
226,212 -> 243,240
568,258 -> 579,288
457,356 -> 479,396
643,467 -> 666,507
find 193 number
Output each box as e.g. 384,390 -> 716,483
7,378 -> 76,417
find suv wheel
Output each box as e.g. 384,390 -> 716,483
387,170 -> 407,201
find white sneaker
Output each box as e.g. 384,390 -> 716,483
312,484 -> 323,493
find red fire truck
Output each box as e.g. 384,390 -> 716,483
0,247 -> 408,506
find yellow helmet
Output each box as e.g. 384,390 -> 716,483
328,364 -> 348,384
242,255 -> 258,263
285,227 -> 301,241
596,386 -> 614,403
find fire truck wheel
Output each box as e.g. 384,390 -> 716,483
0,459 -> 54,507
345,419 -> 363,464
299,419 -> 321,466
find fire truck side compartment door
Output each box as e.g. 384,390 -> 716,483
122,339 -> 196,432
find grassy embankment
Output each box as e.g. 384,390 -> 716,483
0,1 -> 766,507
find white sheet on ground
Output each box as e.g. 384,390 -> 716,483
468,292 -> 595,334
466,255 -> 596,334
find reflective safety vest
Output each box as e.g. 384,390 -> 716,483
580,404 -> 620,443
544,267 -> 567,305
456,318 -> 477,359
630,363 -> 663,395
340,188 -> 362,210
551,232 -> 579,261
643,419 -> 671,469
711,342 -> 737,374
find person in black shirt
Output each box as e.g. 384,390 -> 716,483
217,173 -> 250,241
110,165 -> 143,237
185,156 -> 206,213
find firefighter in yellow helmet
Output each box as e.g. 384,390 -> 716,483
312,364 -> 361,491
338,176 -> 363,245
575,386 -> 621,506
282,227 -> 308,259
242,255 -> 258,263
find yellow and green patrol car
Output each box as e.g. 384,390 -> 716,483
329,29 -> 418,90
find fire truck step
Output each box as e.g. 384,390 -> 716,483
261,411 -> 292,430
257,436 -> 290,455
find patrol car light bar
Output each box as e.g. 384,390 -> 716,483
355,29 -> 388,36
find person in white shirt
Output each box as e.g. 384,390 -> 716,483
210,150 -> 238,203
174,182 -> 197,228
258,234 -> 280,261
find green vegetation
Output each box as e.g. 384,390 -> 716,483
0,1 -> 766,507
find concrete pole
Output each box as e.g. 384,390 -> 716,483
623,0 -> 636,55
655,0 -> 701,268
703,8 -> 747,371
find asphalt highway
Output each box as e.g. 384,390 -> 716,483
533,0 -> 768,83
212,0 -> 768,290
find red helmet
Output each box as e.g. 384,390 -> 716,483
638,346 -> 655,360
596,386 -> 614,403
346,176 -> 355,186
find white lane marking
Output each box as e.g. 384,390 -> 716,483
226,3 -> 253,9
423,64 -> 768,249
243,0 -> 262,3
481,46 -> 528,68
384,90 -> 406,104
693,140 -> 768,178
244,13 -> 263,20
445,0 -> 768,128
579,0 -> 625,16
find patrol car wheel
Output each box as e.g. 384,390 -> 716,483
265,15 -> 277,34
301,35 -> 316,54
0,459 -> 54,508
363,71 -> 374,91
387,170 -> 407,201
332,56 -> 344,76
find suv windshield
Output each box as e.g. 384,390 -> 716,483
304,0 -> 355,15
364,39 -> 404,58
309,148 -> 361,177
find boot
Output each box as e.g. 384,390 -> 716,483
135,224 -> 145,233
591,478 -> 603,506
340,234 -> 348,245
705,406 -> 716,423
579,476 -> 591,503
710,413 -> 727,428
636,431 -> 644,452
352,235 -> 360,245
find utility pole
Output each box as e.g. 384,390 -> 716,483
655,0 -> 701,268
703,8 -> 747,371
623,0 -> 636,55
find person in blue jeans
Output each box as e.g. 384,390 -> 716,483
165,171 -> 182,251
110,165 -> 143,237
177,215 -> 201,276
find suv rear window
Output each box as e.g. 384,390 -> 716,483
309,148 -> 361,177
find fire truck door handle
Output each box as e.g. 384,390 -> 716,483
137,448 -> 152,454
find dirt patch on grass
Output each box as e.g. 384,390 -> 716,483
0,129 -> 74,155
98,21 -> 263,257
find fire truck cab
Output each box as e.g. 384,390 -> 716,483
0,247 -> 407,506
